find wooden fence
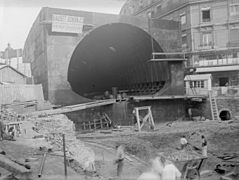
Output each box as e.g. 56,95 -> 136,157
0,84 -> 44,105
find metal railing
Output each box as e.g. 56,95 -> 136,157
194,57 -> 239,67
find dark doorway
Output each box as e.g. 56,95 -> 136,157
219,110 -> 231,121
219,77 -> 229,86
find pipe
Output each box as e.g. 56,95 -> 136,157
38,152 -> 47,178
62,134 -> 67,180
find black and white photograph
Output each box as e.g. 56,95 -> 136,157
0,0 -> 239,179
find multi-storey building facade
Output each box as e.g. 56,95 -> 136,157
121,0 -> 239,87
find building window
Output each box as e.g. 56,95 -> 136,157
201,8 -> 211,22
230,1 -> 239,16
189,80 -> 205,88
193,81 -> 197,87
180,14 -> 186,25
182,34 -> 187,47
83,24 -> 94,32
201,80 -> 204,88
229,24 -> 239,45
201,32 -> 213,47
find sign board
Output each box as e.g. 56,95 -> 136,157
52,14 -> 84,33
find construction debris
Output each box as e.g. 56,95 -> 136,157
81,113 -> 113,132
27,114 -> 96,172
0,154 -> 31,179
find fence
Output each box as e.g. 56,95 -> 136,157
212,86 -> 239,96
0,84 -> 44,105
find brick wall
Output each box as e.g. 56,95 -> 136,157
195,97 -> 239,120
67,99 -> 186,130
217,97 -> 239,117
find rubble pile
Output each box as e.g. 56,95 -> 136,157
30,114 -> 96,171
1,100 -> 38,114
0,108 -> 25,123
162,149 -> 203,162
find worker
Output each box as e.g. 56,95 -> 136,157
137,156 -> 163,180
0,121 -> 4,140
114,144 -> 125,177
180,135 -> 188,149
116,94 -> 122,102
201,135 -> 208,157
188,108 -> 192,120
160,156 -> 181,180
137,172 -> 160,180
132,110 -> 143,126
104,91 -> 110,99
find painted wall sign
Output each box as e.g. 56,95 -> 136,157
52,14 -> 84,33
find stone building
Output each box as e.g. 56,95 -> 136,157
121,0 -> 239,88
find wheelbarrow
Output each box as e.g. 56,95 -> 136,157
162,149 -> 207,180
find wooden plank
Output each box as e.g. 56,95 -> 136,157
83,122 -> 85,130
135,108 -> 141,132
28,99 -> 116,116
135,106 -> 151,110
0,154 -> 31,175
93,120 -> 96,130
89,121 -> 91,130
132,95 -> 206,100
100,119 -> 103,129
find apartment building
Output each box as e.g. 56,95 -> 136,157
121,0 -> 239,87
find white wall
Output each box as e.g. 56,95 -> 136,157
0,84 -> 44,104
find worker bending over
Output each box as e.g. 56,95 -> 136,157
180,135 -> 188,149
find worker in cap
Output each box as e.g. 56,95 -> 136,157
114,144 -> 125,177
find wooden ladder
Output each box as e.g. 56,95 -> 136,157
209,91 -> 220,121
187,75 -> 197,96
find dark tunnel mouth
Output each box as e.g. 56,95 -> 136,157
68,23 -> 168,97
219,109 -> 231,121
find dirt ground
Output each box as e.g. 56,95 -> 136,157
1,119 -> 238,180
80,119 -> 239,180
0,140 -> 83,180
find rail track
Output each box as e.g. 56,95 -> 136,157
83,140 -> 149,168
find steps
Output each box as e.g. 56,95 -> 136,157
209,91 -> 220,120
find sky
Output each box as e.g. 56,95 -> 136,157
0,0 -> 126,51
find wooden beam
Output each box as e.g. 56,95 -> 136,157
0,154 -> 31,176
149,58 -> 186,62
132,95 -> 206,100
28,99 -> 116,117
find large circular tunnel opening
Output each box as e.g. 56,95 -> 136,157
219,110 -> 231,121
68,23 -> 169,97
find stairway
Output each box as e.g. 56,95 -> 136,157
209,91 -> 220,120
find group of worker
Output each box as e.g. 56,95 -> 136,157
180,134 -> 208,157
0,121 -> 15,141
114,143 -> 181,180
138,156 -> 181,180
114,134 -> 208,179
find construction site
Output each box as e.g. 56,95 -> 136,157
0,1 -> 239,180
